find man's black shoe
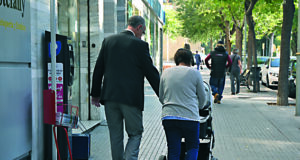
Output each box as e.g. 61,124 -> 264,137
231,93 -> 235,95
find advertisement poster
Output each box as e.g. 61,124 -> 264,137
48,63 -> 64,112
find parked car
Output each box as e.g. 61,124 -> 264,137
257,56 -> 269,68
261,56 -> 296,88
258,56 -> 269,80
261,57 -> 280,87
288,59 -> 296,98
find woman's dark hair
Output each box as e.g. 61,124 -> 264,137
174,48 -> 195,66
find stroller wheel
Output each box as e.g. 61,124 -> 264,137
158,155 -> 167,160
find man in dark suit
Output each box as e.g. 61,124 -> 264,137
90,16 -> 160,160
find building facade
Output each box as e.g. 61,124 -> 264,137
0,0 -> 164,159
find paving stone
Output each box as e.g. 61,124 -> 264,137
87,68 -> 300,160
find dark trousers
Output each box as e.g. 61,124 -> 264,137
230,71 -> 240,94
209,76 -> 225,100
162,120 -> 200,160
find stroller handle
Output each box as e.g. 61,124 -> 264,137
202,101 -> 211,110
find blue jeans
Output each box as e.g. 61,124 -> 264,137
105,101 -> 144,160
162,120 -> 200,160
209,76 -> 225,100
196,63 -> 200,70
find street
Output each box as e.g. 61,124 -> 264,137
88,67 -> 300,160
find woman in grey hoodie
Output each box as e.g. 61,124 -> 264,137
159,48 -> 207,160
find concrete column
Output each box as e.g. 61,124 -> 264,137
89,0 -> 103,121
79,0 -> 89,121
117,0 -> 126,33
104,0 -> 117,37
87,0 -> 118,122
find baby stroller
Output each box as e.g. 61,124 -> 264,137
159,81 -> 217,160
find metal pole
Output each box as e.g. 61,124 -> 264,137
296,0 -> 300,116
50,0 -> 57,159
87,0 -> 91,120
167,34 -> 169,62
296,54 -> 300,116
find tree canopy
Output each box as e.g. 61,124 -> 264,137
165,0 -> 284,45
164,0 -> 299,105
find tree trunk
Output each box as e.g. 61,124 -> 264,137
236,25 -> 243,58
277,0 -> 295,105
291,30 -> 297,56
225,21 -> 231,54
210,38 -> 213,51
245,0 -> 258,90
246,19 -> 253,69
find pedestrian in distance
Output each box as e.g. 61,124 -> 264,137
229,49 -> 242,95
184,43 -> 191,50
195,50 -> 202,70
183,43 -> 195,66
159,48 -> 207,160
90,15 -> 160,160
205,41 -> 232,104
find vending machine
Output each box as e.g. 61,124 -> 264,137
44,31 -> 74,159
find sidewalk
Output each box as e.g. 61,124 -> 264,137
212,79 -> 300,159
87,67 -> 300,160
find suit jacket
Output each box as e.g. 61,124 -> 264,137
91,30 -> 160,110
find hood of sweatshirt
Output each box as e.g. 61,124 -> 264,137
215,46 -> 226,52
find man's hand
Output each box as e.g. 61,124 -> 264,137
91,97 -> 101,107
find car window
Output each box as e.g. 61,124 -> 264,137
291,61 -> 297,77
271,58 -> 280,67
257,56 -> 268,65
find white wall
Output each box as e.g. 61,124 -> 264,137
30,0 -> 51,159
